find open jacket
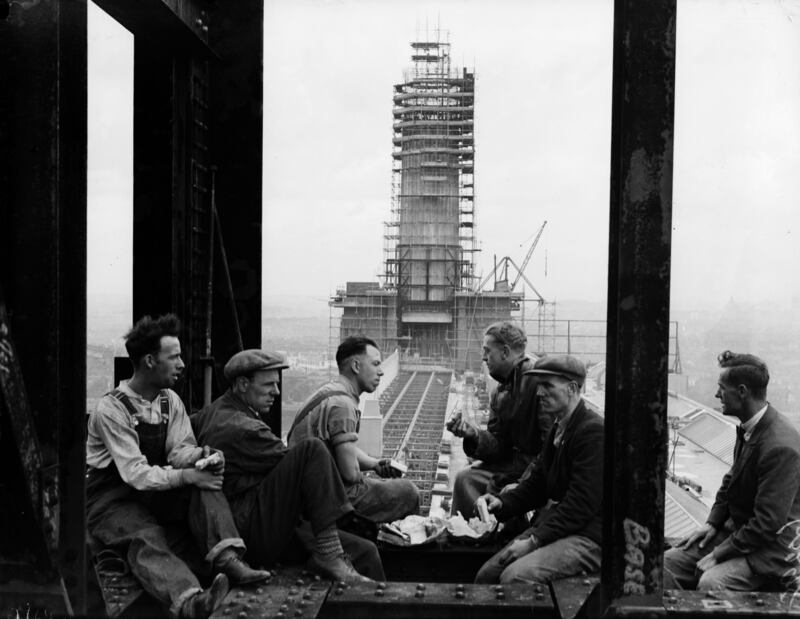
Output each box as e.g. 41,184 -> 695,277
497,400 -> 604,547
463,356 -> 552,476
707,405 -> 800,577
191,390 -> 288,498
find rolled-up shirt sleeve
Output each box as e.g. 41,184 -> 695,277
326,399 -> 360,448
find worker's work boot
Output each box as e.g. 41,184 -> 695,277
307,552 -> 372,584
214,548 -> 271,585
180,573 -> 229,619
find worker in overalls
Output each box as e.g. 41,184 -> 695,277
86,314 -> 268,619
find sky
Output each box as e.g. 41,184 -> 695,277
87,0 -> 800,318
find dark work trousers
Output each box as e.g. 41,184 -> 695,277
228,437 -> 352,568
87,486 -> 245,616
88,394 -> 244,617
349,476 -> 421,524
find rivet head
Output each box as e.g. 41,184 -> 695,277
455,591 -> 465,599
303,591 -> 312,599
415,591 -> 424,598
296,578 -> 304,586
756,599 -> 765,606
279,604 -> 289,612
496,592 -> 505,600
416,583 -> 426,590
535,593 -> 544,601
668,597 -> 678,604
375,590 -> 384,597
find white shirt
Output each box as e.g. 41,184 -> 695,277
86,380 -> 202,490
740,404 -> 768,442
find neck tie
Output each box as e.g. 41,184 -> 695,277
734,426 -> 745,461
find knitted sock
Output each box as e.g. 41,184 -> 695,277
314,525 -> 344,561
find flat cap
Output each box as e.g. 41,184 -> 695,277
528,355 -> 586,385
224,349 -> 288,381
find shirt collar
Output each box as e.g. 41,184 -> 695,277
334,375 -> 361,402
740,404 -> 768,441
224,389 -> 262,419
118,379 -> 157,404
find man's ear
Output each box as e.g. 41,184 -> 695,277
737,384 -> 749,399
145,353 -> 154,369
351,357 -> 361,374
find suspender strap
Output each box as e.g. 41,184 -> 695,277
108,389 -> 170,423
287,388 -> 350,441
109,389 -> 139,419
159,390 -> 170,421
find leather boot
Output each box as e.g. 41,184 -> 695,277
307,552 -> 372,584
215,548 -> 271,585
180,573 -> 229,619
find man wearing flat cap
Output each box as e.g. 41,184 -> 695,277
474,354 -> 604,584
191,349 -> 381,583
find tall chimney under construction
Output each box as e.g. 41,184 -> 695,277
386,32 -> 476,360
332,31 -> 522,370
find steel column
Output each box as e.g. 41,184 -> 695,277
0,0 -> 88,612
208,0 -> 265,414
601,0 -> 676,610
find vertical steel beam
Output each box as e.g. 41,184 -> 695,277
208,0 -> 264,410
602,0 -> 676,609
0,0 -> 87,612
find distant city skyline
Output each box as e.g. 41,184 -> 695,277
88,0 -> 800,320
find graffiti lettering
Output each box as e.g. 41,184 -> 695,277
777,520 -> 800,606
622,518 -> 651,596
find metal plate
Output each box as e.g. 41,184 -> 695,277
321,581 -> 554,619
662,589 -> 800,616
212,567 -> 329,619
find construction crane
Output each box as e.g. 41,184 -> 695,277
478,220 -> 547,304
511,220 -> 547,291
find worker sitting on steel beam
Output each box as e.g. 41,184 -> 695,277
287,335 -> 420,523
474,355 -> 603,584
448,321 -> 554,520
191,349 -> 378,583
86,314 -> 269,619
664,351 -> 800,592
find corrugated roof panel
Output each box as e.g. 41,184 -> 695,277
679,412 -> 735,466
664,490 -> 703,540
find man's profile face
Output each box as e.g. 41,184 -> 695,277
715,374 -> 742,417
150,336 -> 184,388
536,375 -> 573,416
354,345 -> 383,394
242,369 -> 281,414
481,335 -> 509,380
